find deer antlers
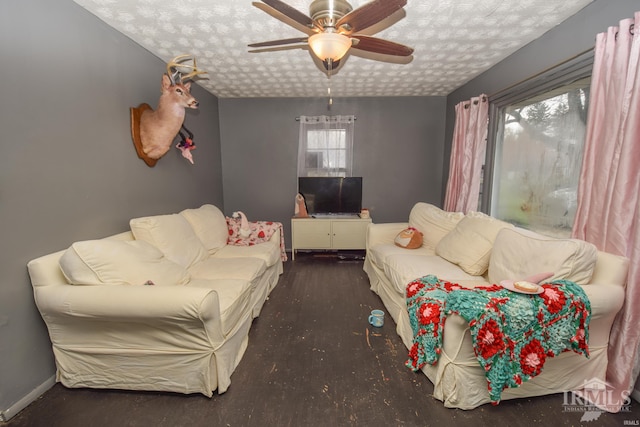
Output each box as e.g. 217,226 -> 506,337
166,54 -> 208,85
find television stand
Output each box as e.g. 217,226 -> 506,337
291,215 -> 372,260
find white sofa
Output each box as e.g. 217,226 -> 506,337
364,202 -> 629,409
27,204 -> 284,397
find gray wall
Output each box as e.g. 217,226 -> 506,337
219,96 -> 447,248
0,0 -> 223,416
443,0 -> 640,199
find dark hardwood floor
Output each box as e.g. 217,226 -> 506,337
5,252 -> 639,427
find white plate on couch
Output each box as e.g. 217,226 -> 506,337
500,280 -> 543,295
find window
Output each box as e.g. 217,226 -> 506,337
484,52 -> 593,237
305,128 -> 346,173
297,115 -> 355,177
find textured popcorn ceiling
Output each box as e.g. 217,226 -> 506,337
73,0 -> 593,98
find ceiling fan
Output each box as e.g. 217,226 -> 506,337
248,0 -> 414,72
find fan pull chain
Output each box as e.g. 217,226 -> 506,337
327,59 -> 333,109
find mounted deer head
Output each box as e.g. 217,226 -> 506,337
130,55 -> 207,167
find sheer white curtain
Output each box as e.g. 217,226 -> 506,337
572,12 -> 640,412
297,115 -> 355,177
443,95 -> 489,213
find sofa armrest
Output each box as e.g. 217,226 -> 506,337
579,283 -> 625,347
581,283 -> 625,320
366,222 -> 408,248
34,284 -> 227,348
269,226 -> 280,240
268,227 -> 281,246
591,251 -> 629,287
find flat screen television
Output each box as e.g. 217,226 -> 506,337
298,177 -> 363,215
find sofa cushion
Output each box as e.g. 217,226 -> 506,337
188,257 -> 267,283
408,203 -> 465,249
368,243 -> 435,270
384,254 -> 490,295
213,240 -> 280,267
187,278 -> 252,335
130,214 -> 208,268
435,213 -> 514,276
59,239 -> 190,286
488,228 -> 598,286
180,204 -> 229,255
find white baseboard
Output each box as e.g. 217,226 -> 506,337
0,376 -> 56,422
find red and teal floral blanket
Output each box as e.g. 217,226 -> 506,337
405,275 -> 591,404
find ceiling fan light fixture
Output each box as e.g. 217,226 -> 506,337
308,32 -> 351,61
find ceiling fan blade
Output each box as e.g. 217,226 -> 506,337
350,35 -> 413,56
249,45 -> 308,54
260,0 -> 322,32
355,8 -> 406,36
248,37 -> 308,48
336,0 -> 406,35
349,48 -> 413,64
252,2 -> 316,36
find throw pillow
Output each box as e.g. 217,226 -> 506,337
59,239 -> 190,286
523,271 -> 554,284
180,204 -> 229,255
408,202 -> 465,249
130,213 -> 208,268
394,227 -> 424,249
435,213 -> 514,276
488,227 -> 598,285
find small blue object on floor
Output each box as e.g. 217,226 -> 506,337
369,309 -> 385,327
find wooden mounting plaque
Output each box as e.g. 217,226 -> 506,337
130,103 -> 157,167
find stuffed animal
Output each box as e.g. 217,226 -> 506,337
232,211 -> 251,238
394,227 -> 423,249
294,193 -> 309,217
